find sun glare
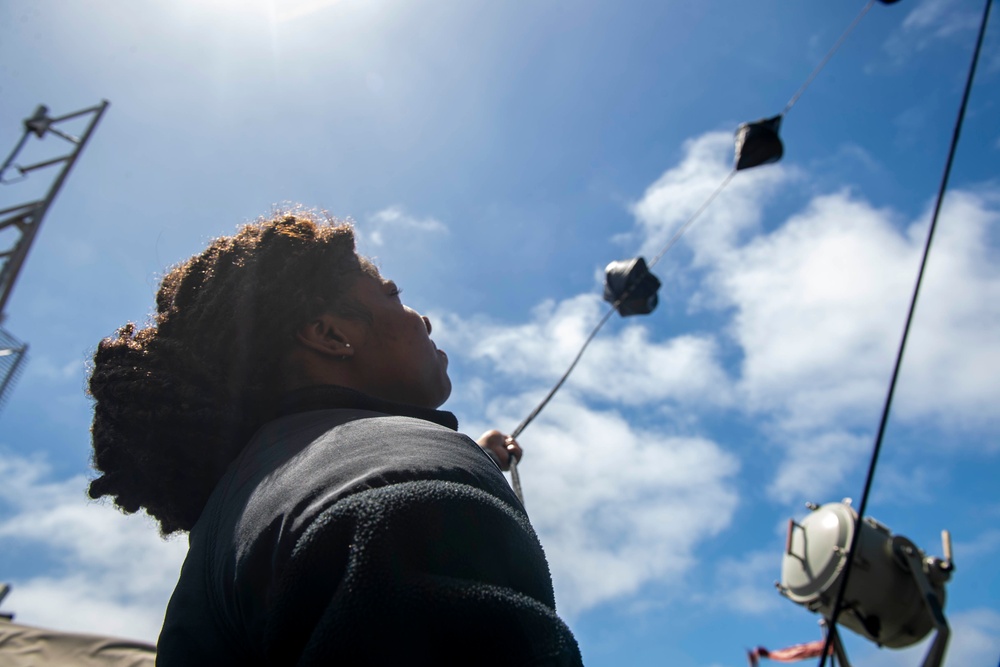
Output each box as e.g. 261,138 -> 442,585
200,0 -> 349,24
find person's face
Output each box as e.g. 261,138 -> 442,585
346,273 -> 452,409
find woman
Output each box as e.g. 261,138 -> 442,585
88,212 -> 582,666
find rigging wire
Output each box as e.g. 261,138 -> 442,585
504,0 -> 883,505
782,0 -> 876,116
506,171 -> 736,505
647,170 -> 737,270
510,307 -> 614,442
510,168 -> 737,444
816,1 -> 994,664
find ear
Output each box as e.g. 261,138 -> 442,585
295,314 -> 356,359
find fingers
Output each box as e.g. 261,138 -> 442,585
504,435 -> 522,466
476,429 -> 522,471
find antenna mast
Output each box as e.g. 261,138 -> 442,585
0,100 -> 109,411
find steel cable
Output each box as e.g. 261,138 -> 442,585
817,1 -> 994,664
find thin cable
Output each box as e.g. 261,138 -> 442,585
817,1 -> 993,664
506,306 -> 613,506
506,0 -> 870,490
508,455 -> 524,503
783,0 -> 876,116
511,306 -> 615,440
648,170 -> 736,269
511,168 -> 738,443
506,0 -> 873,491
507,0 -> 864,447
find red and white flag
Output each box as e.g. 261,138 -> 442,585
747,639 -> 832,667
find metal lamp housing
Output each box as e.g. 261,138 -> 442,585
779,501 -> 951,649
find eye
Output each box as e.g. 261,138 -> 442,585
387,284 -> 403,298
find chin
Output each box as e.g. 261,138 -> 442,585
431,379 -> 453,409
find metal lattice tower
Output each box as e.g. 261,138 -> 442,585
0,100 -> 108,411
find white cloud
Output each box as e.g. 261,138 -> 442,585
869,462 -> 946,507
0,455 -> 187,642
767,430 -> 869,504
892,190 -> 1000,428
432,130 -> 1000,615
627,130 -> 1000,502
710,187 -> 1000,435
849,607 -> 1000,667
437,294 -> 733,410
490,398 -> 739,616
430,259 -> 741,615
22,355 -> 86,385
709,550 -> 786,616
882,0 -> 983,63
630,131 -> 793,268
900,0 -> 981,39
716,192 -> 913,430
362,205 -> 448,247
945,608 -> 1000,667
952,527 -> 1000,564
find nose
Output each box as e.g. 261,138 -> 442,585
422,316 -> 432,335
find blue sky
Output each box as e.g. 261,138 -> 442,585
1,1 -> 999,665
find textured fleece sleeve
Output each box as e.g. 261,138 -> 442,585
257,479 -> 583,667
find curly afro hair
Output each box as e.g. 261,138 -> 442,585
88,211 -> 377,534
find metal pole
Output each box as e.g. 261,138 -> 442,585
0,100 -> 109,319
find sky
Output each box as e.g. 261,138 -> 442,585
1,1 -> 999,665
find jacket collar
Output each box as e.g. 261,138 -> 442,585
277,385 -> 459,431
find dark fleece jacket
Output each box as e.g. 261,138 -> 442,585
156,386 -> 582,666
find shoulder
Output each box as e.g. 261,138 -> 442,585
203,408 -> 521,579
161,410 -> 576,665
249,409 -> 513,510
